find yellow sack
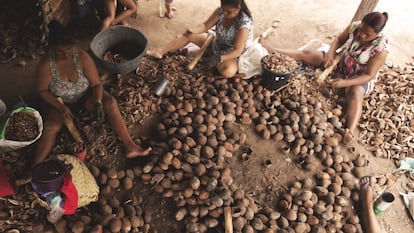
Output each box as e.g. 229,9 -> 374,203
56,154 -> 99,208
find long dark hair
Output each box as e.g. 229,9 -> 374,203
47,20 -> 75,47
221,0 -> 252,18
362,12 -> 388,33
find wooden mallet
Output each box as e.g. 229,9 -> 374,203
224,206 -> 233,233
57,97 -> 83,143
253,20 -> 280,43
187,33 -> 215,71
316,52 -> 343,84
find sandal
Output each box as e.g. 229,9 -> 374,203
360,176 -> 374,191
359,175 -> 374,201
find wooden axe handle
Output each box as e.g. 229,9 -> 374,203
316,53 -> 343,83
224,206 -> 233,233
253,27 -> 274,43
187,34 -> 214,71
57,97 -> 83,143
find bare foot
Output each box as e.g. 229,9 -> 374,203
165,5 -> 176,19
343,128 -> 354,145
146,49 -> 163,59
125,143 -> 152,158
360,176 -> 374,204
15,172 -> 32,186
132,3 -> 139,19
258,33 -> 267,44
120,21 -> 131,27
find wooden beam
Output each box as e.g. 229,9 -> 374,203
351,0 -> 379,22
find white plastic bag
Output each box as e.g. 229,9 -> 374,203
0,107 -> 43,153
400,192 -> 414,221
238,42 -> 269,79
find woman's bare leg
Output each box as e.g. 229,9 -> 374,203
147,33 -> 208,59
111,0 -> 137,25
15,107 -> 63,186
343,85 -> 365,144
258,37 -> 324,66
32,109 -> 64,164
360,176 -> 383,233
217,59 -> 238,78
102,0 -> 137,30
86,93 -> 151,158
102,0 -> 116,30
276,48 -> 324,66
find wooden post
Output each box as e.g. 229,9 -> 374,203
351,0 -> 379,22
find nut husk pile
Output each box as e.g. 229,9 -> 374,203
70,141 -> 85,154
103,41 -> 144,63
262,52 -> 299,74
1,51 -> 413,233
5,111 -> 39,141
359,63 -> 414,160
0,0 -> 45,63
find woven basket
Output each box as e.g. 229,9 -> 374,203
56,154 -> 99,208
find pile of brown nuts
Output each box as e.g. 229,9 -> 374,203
262,52 -> 299,74
5,111 -> 39,141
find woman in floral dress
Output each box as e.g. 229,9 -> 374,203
260,12 -> 389,144
147,0 -> 254,79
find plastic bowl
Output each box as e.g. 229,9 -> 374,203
31,160 -> 67,194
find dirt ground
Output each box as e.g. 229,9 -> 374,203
1,0 -> 414,232
2,0 -> 414,107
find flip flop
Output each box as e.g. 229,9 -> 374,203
359,175 -> 374,194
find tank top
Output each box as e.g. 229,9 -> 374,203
48,47 -> 90,104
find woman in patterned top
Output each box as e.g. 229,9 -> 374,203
260,12 -> 389,144
100,0 -> 138,30
15,20 -> 151,185
147,0 -> 253,78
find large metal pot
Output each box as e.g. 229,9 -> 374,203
90,26 -> 148,74
261,58 -> 301,92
